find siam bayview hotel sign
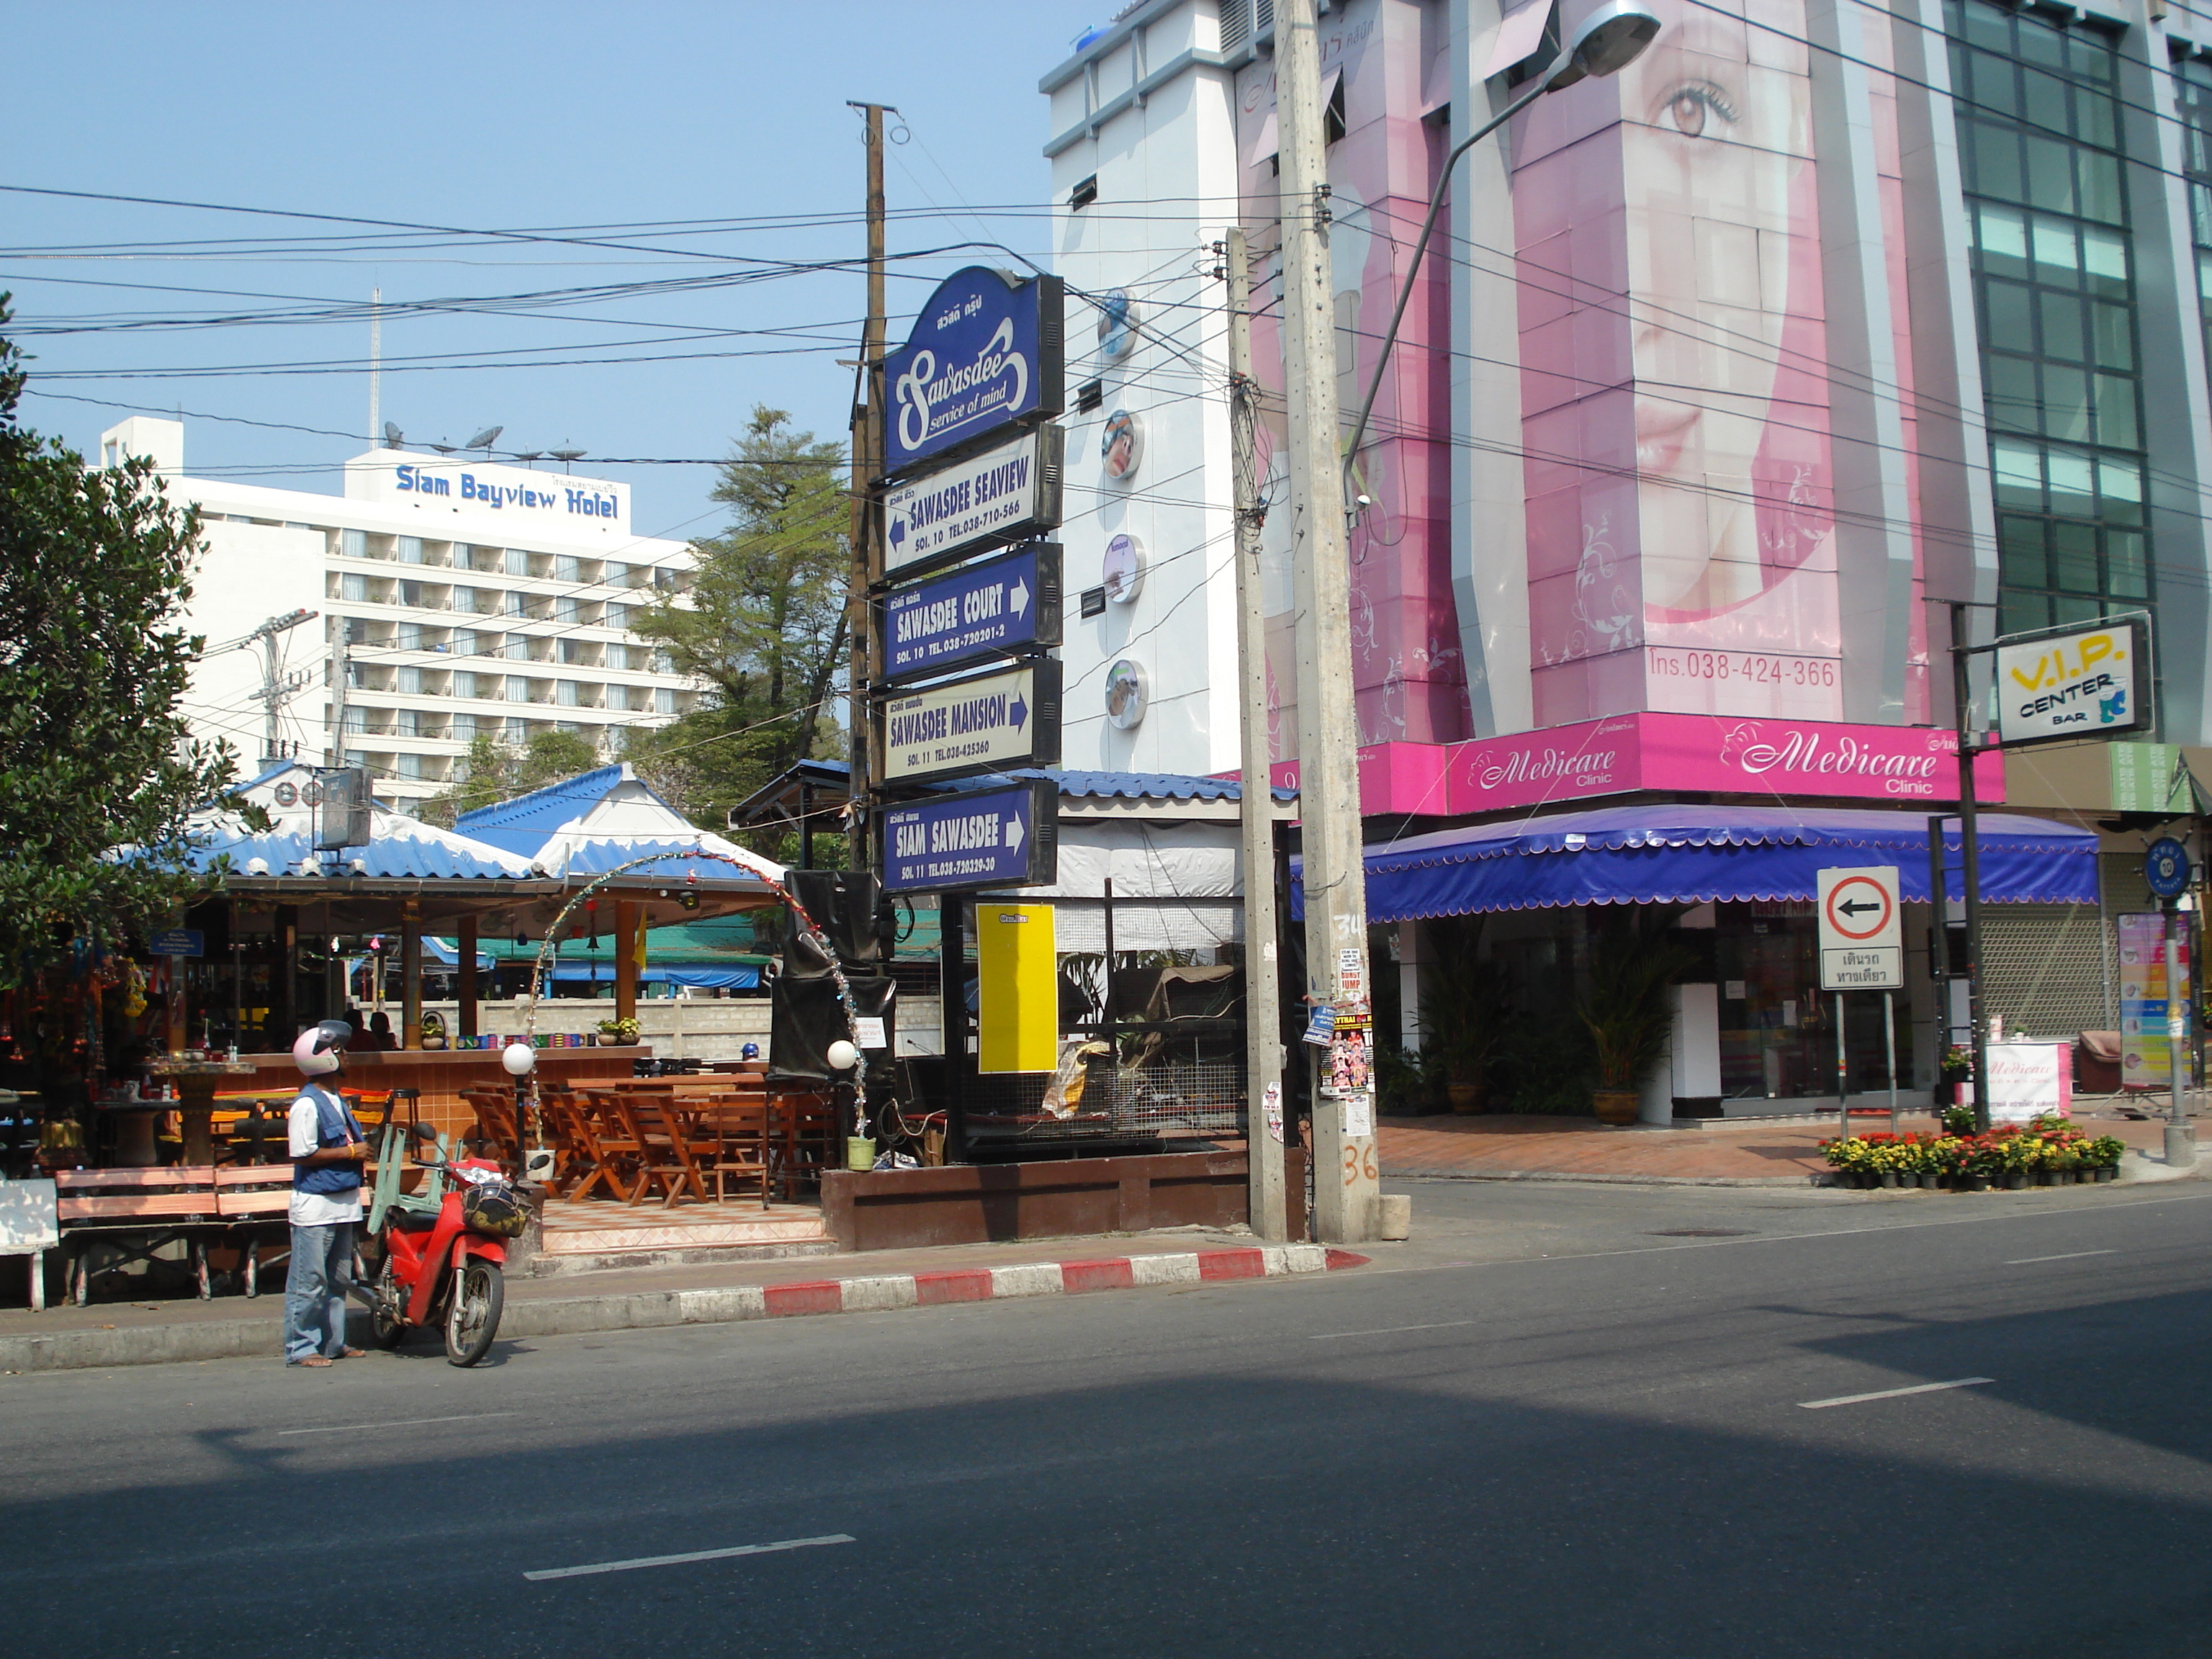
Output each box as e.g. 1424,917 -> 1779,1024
1269,714 -> 2007,817
881,266 -> 1064,477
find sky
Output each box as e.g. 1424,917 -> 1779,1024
2,1 -> 1102,546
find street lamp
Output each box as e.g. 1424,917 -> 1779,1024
1341,0 -> 1661,505
500,1040 -> 538,1182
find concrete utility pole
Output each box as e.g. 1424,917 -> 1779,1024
1225,226 -> 1289,1240
1275,0 -> 1377,1243
326,620 -> 349,768
845,101 -> 892,869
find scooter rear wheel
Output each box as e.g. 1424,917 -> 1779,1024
367,1255 -> 407,1349
444,1259 -> 504,1367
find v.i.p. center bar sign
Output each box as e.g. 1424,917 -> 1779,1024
881,266 -> 1064,477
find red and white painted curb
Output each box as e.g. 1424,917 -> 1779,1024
652,1243 -> 1371,1327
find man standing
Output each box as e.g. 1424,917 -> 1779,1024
285,1020 -> 367,1368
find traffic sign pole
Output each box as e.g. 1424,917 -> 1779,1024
1951,602 -> 1992,1134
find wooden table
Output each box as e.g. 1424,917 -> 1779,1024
148,1061 -> 259,1164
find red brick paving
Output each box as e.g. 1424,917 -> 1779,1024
1377,1109 -> 2193,1185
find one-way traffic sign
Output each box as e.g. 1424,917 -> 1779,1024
1818,866 -> 1902,989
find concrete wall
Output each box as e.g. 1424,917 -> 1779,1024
418,997 -> 943,1062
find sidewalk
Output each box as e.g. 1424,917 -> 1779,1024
1379,1109 -> 2203,1187
0,1227 -> 1367,1375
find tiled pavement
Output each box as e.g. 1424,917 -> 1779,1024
1377,1107 -> 2200,1186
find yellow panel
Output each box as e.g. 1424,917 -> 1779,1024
977,903 -> 1058,1073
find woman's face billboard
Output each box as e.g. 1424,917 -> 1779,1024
1524,0 -> 1851,722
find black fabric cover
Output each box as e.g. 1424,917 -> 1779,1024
768,973 -> 895,1084
782,871 -> 886,967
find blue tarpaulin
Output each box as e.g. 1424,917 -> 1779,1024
1292,805 -> 2100,922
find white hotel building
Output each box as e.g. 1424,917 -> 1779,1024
100,417 -> 701,809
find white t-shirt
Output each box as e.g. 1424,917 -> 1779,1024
288,1089 -> 364,1228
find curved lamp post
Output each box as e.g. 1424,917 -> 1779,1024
1341,0 -> 1662,510
501,1039 -> 539,1182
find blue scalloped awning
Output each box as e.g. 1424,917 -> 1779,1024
1292,805 -> 2099,922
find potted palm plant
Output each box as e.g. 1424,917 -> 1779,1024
1419,926 -> 1502,1112
1576,915 -> 1696,1125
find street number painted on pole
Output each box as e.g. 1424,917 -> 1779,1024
1818,866 -> 1903,990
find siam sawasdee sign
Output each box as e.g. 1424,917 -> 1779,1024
881,266 -> 1064,477
881,781 -> 1058,894
882,543 -> 1061,685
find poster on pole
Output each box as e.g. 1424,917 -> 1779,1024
1817,866 -> 1902,991
2117,913 -> 2195,1089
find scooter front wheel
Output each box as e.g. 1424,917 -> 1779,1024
444,1258 -> 504,1367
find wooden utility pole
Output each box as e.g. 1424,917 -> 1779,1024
1225,226 -> 1290,1239
1275,0 -> 1377,1242
846,102 -> 892,869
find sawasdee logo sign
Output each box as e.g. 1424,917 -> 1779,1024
881,266 -> 1064,476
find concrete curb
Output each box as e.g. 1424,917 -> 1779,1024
1388,1167 -> 1824,1189
0,1244 -> 1370,1375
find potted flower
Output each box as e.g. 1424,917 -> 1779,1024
1821,1135 -> 1869,1188
596,1016 -> 641,1046
1937,1044 -> 1974,1107
2085,1134 -> 2126,1181
1575,917 -> 1696,1124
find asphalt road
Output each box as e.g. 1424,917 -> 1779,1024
6,1178 -> 2210,1658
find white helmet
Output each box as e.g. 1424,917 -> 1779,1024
293,1019 -> 351,1076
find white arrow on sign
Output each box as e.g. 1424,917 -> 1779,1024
1004,811 -> 1025,855
1010,577 -> 1030,619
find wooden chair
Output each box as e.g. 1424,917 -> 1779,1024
460,1089 -> 520,1164
703,1098 -> 772,1207
611,1087 -> 716,1207
580,1089 -> 651,1203
773,1089 -> 841,1200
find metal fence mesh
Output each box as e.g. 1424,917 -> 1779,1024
1981,902 -> 2112,1039
956,1041 -> 1246,1146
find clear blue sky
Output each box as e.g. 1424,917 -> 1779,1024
3,1 -> 1098,544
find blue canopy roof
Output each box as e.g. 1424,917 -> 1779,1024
1293,805 -> 2100,922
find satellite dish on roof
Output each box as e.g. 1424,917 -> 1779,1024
382,421 -> 404,449
429,441 -> 457,454
549,448 -> 585,462
465,426 -> 503,451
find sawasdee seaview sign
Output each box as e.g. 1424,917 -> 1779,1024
883,424 -> 1064,576
882,543 -> 1061,684
879,660 -> 1062,785
881,781 -> 1058,895
1992,617 -> 2152,747
881,266 -> 1064,476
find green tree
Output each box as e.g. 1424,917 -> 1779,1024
421,729 -> 599,827
0,297 -> 238,984
626,405 -> 849,827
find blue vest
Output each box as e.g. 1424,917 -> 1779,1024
293,1084 -> 365,1197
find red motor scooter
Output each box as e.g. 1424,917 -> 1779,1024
361,1121 -> 522,1367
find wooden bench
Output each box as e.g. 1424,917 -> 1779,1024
55,1166 -> 222,1304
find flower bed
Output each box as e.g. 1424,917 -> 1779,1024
1820,1117 -> 2127,1190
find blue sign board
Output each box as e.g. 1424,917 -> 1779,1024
882,266 -> 1064,477
148,929 -> 203,958
883,544 -> 1061,684
881,782 -> 1058,895
2146,837 -> 2193,901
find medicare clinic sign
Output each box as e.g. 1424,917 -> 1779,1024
345,451 -> 630,534
1992,617 -> 2150,747
881,266 -> 1064,477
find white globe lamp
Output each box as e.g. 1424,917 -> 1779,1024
501,1040 -> 536,1077
825,1038 -> 860,1072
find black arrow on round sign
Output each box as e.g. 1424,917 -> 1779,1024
1838,899 -> 1884,917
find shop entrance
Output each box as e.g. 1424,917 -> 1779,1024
1714,907 -> 1909,1100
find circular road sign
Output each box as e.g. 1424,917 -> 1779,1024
1824,873 -> 1894,941
2145,837 -> 2193,901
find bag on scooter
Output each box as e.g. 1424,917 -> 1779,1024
459,1179 -> 530,1238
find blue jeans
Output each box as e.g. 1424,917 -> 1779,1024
284,1221 -> 354,1363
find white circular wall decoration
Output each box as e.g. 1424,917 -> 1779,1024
1105,658 -> 1148,729
1097,288 -> 1139,359
1100,409 -> 1143,482
1102,533 -> 1146,604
